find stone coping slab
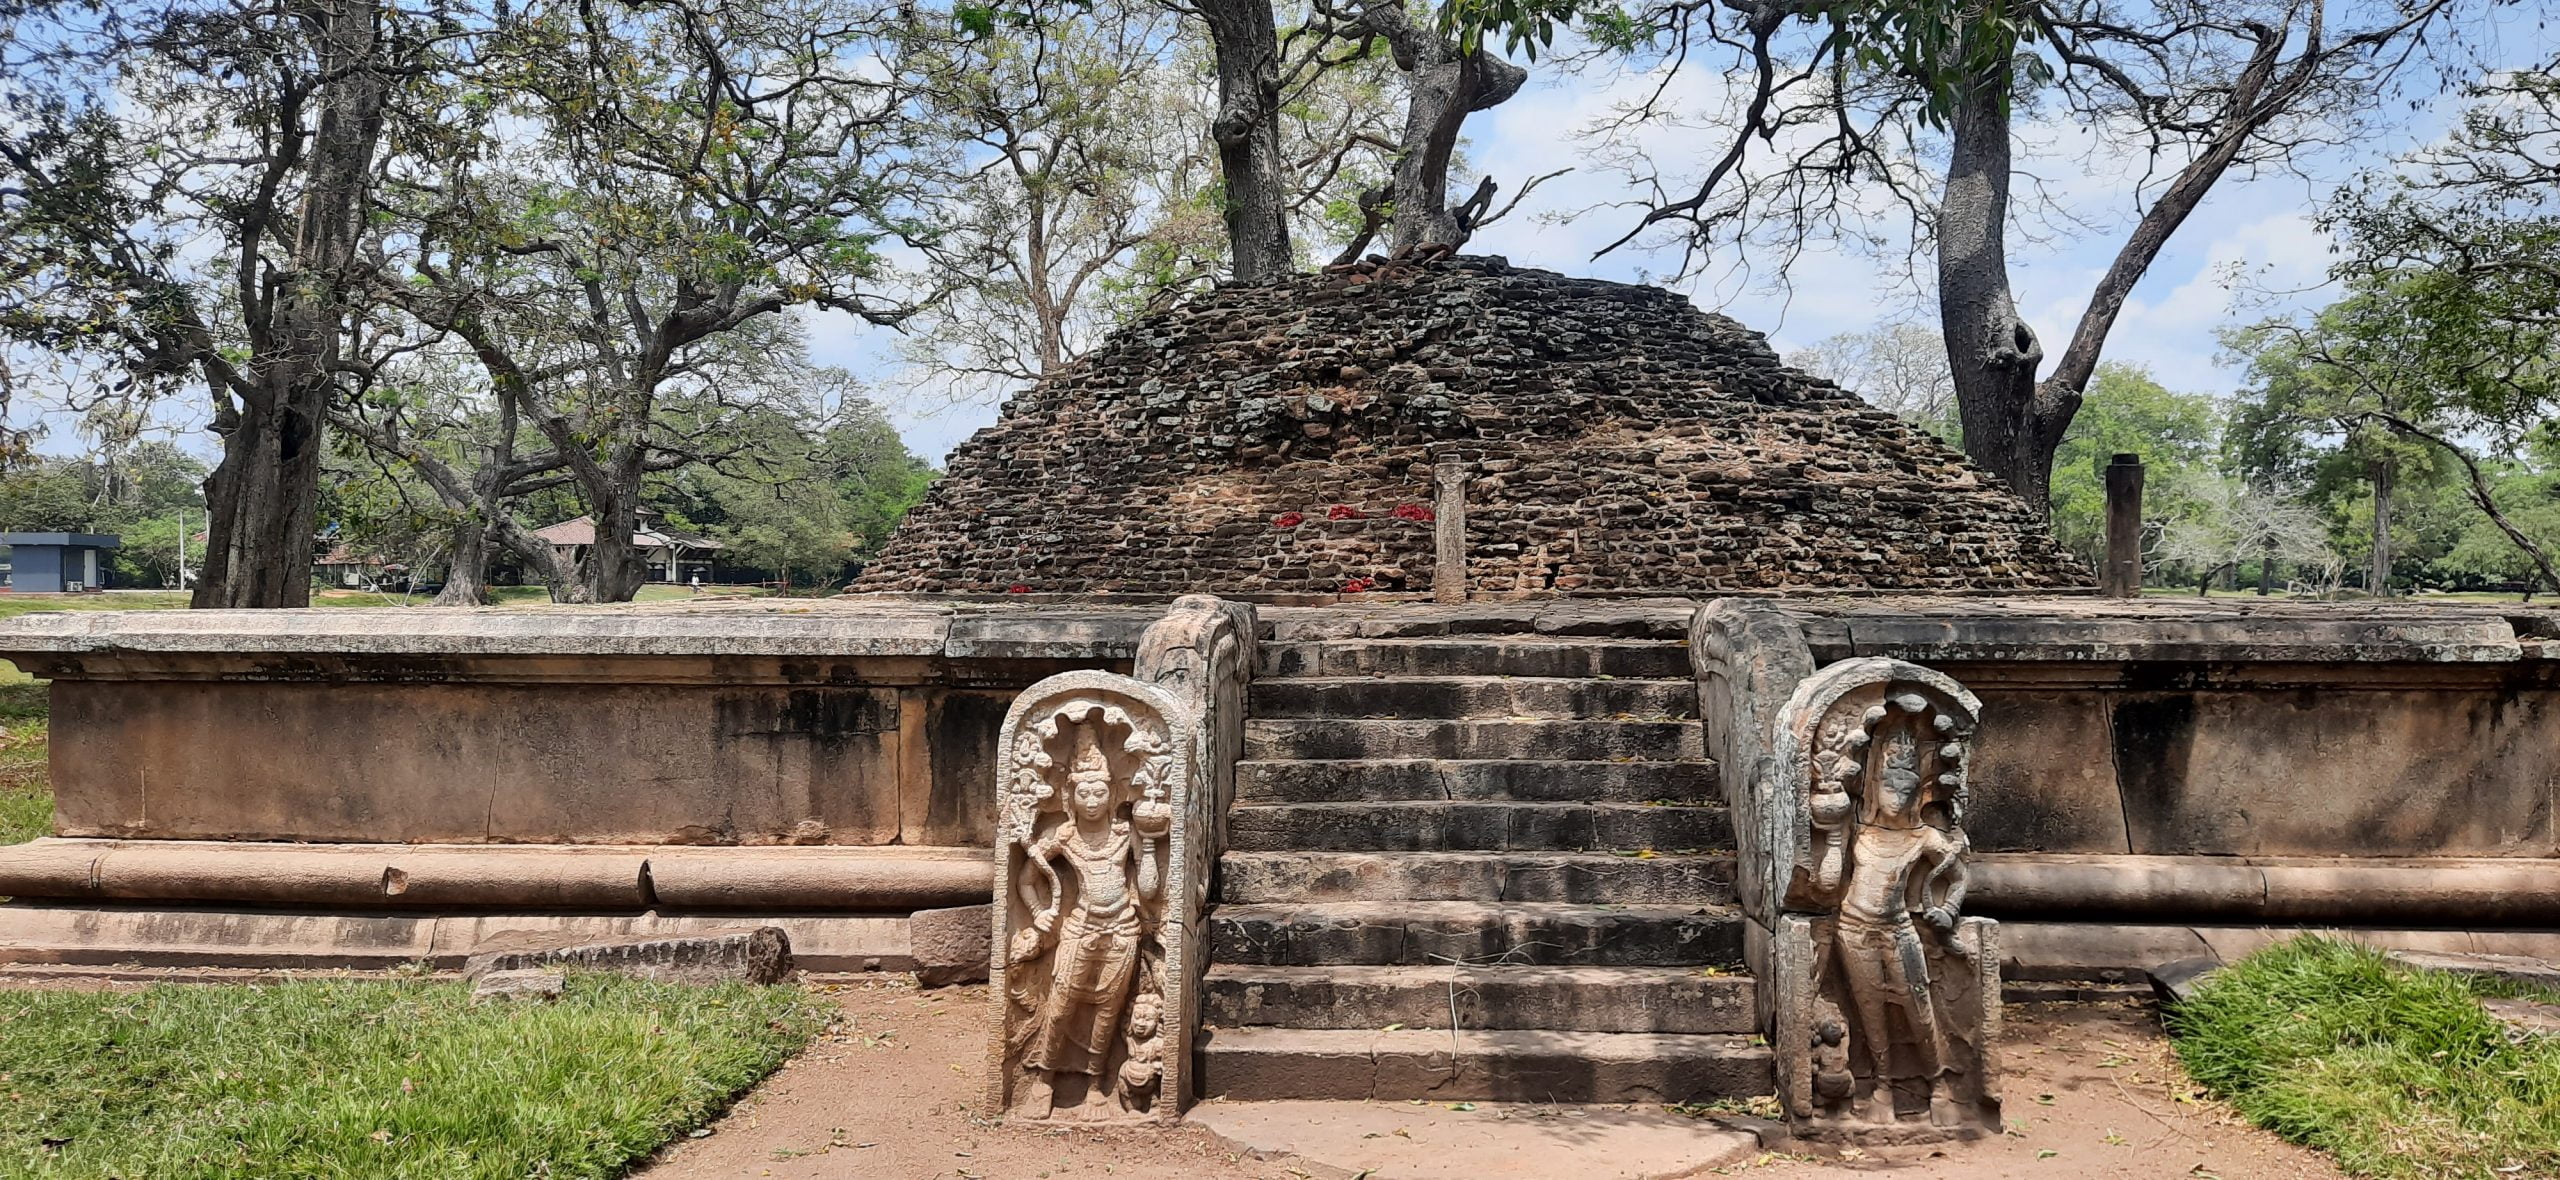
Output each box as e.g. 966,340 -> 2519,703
0,598 -> 1161,662
1765,595 -> 2551,664
0,593 -> 2541,667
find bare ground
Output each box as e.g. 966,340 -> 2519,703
1735,998 -> 2347,1180
641,981 -> 2348,1180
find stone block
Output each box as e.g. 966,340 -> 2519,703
461,926 -> 792,985
2144,957 -> 2223,1008
908,903 -> 990,987
472,969 -> 566,1003
2388,949 -> 2560,992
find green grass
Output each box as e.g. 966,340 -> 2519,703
0,680 -> 45,844
2167,935 -> 2560,1178
0,974 -> 825,1179
0,592 -> 193,619
309,585 -> 771,607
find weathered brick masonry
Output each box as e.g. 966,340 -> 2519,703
857,256 -> 2090,596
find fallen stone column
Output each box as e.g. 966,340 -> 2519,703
0,839 -> 990,911
645,847 -> 990,909
1970,853 -> 2560,925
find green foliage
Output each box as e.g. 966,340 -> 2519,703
2046,363 -> 2220,568
0,461 -> 105,533
0,443 -> 207,588
0,974 -> 824,1178
648,393 -> 935,588
2168,936 -> 2560,1179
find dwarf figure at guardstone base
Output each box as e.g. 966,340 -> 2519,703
994,680 -> 1184,1121
1768,658 -> 2000,1141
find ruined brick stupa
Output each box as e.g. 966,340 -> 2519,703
857,255 -> 2089,596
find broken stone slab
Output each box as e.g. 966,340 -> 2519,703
461,926 -> 792,985
472,969 -> 566,1003
1187,1098 -> 1762,1180
2388,949 -> 2560,992
907,903 -> 990,987
2481,996 -> 2560,1041
2145,956 -> 2225,1008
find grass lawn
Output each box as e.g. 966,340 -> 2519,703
0,681 -> 45,846
0,974 -> 825,1179
2168,935 -> 2560,1178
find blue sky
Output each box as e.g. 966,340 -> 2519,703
820,9 -> 2555,466
24,9 -> 2552,468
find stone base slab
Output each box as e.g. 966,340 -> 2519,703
1187,1099 -> 1762,1180
2001,921 -> 2560,979
0,903 -> 913,973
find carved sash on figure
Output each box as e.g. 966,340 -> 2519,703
1764,657 -> 1999,1140
990,671 -> 1195,1122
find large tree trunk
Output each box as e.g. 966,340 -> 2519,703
488,518 -> 581,603
1359,4 -> 1527,252
1198,0 -> 1292,282
192,0 -> 387,608
195,388 -> 328,608
1937,48 -> 2070,511
433,523 -> 491,606
583,472 -> 652,603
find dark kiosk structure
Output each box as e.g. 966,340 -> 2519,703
0,533 -> 119,593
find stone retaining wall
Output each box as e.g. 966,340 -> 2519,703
1697,597 -> 2560,977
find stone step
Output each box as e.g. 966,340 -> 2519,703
1262,638 -> 1692,680
1225,802 -> 1731,854
1218,851 -> 1736,905
1264,605 -> 1695,643
1244,719 -> 1704,762
1195,1026 -> 1772,1103
1209,901 -> 1745,968
1249,676 -> 1694,721
1202,964 -> 1756,1033
1235,759 -> 1721,805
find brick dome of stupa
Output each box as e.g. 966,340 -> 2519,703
855,255 -> 2090,597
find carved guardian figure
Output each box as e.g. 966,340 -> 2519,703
1765,658 -> 1999,1141
990,672 -> 1194,1122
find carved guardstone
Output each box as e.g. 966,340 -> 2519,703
989,671 -> 1196,1122
1762,657 -> 2000,1141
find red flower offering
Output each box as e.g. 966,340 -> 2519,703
1273,511 -> 1306,528
1328,504 -> 1363,521
1392,503 -> 1435,522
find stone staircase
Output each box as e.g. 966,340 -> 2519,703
1196,609 -> 1772,1104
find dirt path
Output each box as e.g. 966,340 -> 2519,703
645,984 -> 2345,1180
639,978 -> 1285,1180
1735,1000 -> 2345,1180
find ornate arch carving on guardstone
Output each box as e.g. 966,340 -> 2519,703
1762,657 -> 2001,1143
988,671 -> 1198,1122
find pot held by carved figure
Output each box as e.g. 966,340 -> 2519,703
990,672 -> 1194,1123
1766,657 -> 2000,1142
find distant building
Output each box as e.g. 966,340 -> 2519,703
0,532 -> 119,592
532,510 -> 725,584
315,542 -> 408,590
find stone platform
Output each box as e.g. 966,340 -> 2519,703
0,594 -> 2551,995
